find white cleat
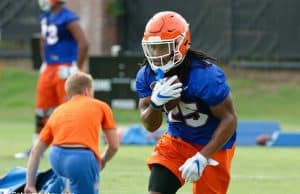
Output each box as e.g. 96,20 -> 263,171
14,149 -> 31,159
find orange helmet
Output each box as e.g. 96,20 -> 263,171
38,0 -> 67,11
142,11 -> 191,73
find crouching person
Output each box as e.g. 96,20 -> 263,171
25,72 -> 119,194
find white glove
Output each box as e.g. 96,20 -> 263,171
150,75 -> 183,107
39,62 -> 47,74
179,152 -> 219,183
58,64 -> 79,80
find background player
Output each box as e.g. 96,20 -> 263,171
136,11 -> 237,194
15,0 -> 89,159
24,72 -> 119,194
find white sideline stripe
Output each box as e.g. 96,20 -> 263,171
232,174 -> 300,180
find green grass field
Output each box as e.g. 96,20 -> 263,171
1,66 -> 300,193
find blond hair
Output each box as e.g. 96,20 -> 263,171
65,72 -> 93,96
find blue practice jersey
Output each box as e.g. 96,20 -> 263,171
136,59 -> 236,149
40,7 -> 79,64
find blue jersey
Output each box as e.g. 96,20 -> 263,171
135,59 -> 236,149
40,7 -> 79,64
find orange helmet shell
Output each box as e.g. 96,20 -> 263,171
143,11 -> 190,57
51,0 -> 67,4
142,11 -> 191,73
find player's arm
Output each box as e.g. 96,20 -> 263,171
139,75 -> 182,132
25,140 -> 49,193
101,129 -> 119,170
38,36 -> 47,73
200,93 -> 237,158
67,20 -> 89,71
39,36 -> 45,61
139,96 -> 163,132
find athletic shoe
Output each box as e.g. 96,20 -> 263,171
14,149 -> 31,159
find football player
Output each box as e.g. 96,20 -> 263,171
136,11 -> 237,194
15,0 -> 89,159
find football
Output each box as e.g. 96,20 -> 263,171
256,134 -> 272,146
163,98 -> 180,112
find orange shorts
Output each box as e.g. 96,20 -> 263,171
147,133 -> 235,194
36,64 -> 69,109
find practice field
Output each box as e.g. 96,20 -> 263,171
1,125 -> 300,194
1,66 -> 300,193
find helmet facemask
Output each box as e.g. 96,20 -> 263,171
142,34 -> 185,73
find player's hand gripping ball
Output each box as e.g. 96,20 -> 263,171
163,76 -> 181,112
151,76 -> 182,112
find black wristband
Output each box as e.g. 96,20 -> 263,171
149,100 -> 163,110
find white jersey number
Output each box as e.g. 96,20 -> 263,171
168,102 -> 208,128
41,18 -> 59,45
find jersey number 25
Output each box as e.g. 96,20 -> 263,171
168,102 -> 208,128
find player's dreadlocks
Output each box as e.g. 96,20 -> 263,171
140,48 -> 216,85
